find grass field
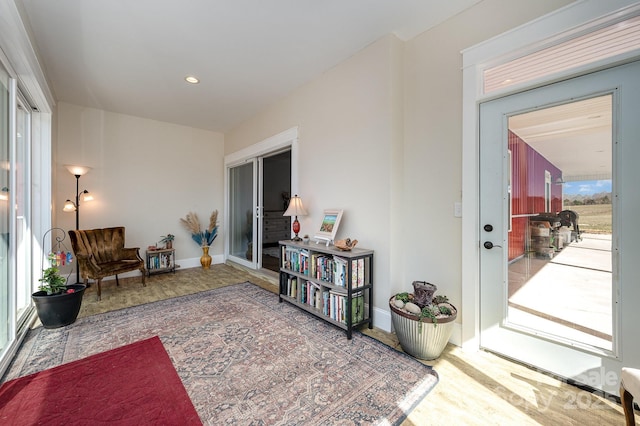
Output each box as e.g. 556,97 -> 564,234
568,204 -> 612,234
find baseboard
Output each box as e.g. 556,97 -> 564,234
373,305 -> 462,348
99,255 -> 225,281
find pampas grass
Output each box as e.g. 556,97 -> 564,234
180,210 -> 218,247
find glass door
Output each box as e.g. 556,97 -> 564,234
227,160 -> 258,268
15,97 -> 32,329
0,61 -> 9,355
479,60 -> 640,395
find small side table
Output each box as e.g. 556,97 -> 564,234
146,248 -> 176,276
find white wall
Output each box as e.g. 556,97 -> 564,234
224,1 -> 573,333
401,0 -> 574,311
55,102 -> 225,275
225,34 -> 404,324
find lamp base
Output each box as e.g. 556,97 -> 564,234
291,217 -> 302,242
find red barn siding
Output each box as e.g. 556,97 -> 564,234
508,130 -> 562,261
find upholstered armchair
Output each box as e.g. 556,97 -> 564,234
69,227 -> 146,300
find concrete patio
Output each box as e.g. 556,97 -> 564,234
508,233 -> 613,350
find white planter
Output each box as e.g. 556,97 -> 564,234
389,297 -> 457,360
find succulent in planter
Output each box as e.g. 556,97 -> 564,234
392,290 -> 455,328
389,281 -> 457,360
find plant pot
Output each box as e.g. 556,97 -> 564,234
32,284 -> 86,329
389,296 -> 457,360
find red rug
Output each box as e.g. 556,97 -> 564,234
0,336 -> 201,425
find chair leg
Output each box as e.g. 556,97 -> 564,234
141,268 -> 147,286
622,384 -> 636,426
115,274 -> 120,287
96,278 -> 102,301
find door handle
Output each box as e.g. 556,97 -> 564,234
484,241 -> 502,249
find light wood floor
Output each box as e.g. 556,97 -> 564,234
62,264 -> 633,425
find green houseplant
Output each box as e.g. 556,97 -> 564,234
31,228 -> 86,329
159,234 -> 175,249
389,281 -> 457,360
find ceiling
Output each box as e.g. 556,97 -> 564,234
509,95 -> 612,182
19,0 -> 481,133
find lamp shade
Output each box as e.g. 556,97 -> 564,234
283,195 -> 307,217
82,191 -> 94,202
63,200 -> 76,212
65,165 -> 91,176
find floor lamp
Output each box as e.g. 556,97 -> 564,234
63,165 -> 93,284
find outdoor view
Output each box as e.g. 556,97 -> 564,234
563,180 -> 612,234
506,94 -> 613,352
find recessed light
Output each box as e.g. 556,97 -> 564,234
185,76 -> 200,84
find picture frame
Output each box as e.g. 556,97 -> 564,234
314,209 -> 343,246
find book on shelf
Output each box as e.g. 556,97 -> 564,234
334,256 -> 347,287
286,276 -> 298,298
350,258 -> 365,287
282,246 -> 310,275
327,289 -> 364,324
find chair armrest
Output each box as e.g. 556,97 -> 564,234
76,253 -> 102,274
122,247 -> 143,262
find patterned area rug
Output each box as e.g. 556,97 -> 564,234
3,282 -> 438,425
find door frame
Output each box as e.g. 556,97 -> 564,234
224,127 -> 299,268
461,0 -> 640,350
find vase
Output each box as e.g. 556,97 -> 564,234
165,241 -> 172,249
200,246 -> 212,269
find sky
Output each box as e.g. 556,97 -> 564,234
562,180 -> 612,196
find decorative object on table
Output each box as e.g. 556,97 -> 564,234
62,164 -> 94,284
334,238 -> 358,251
302,234 -> 310,244
159,234 -> 175,249
283,194 -> 307,241
313,209 -> 343,246
180,210 -> 218,269
31,228 -> 86,329
389,280 -> 457,360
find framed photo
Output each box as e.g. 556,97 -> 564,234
314,209 -> 343,245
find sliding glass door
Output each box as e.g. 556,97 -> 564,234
0,62 -> 36,373
227,160 -> 257,268
15,97 -> 32,329
0,62 -> 9,355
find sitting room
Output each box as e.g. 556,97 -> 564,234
1,0 -> 639,424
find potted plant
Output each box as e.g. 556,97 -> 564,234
159,234 -> 175,249
180,210 -> 218,269
31,228 -> 86,329
389,281 -> 457,360
32,266 -> 86,329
